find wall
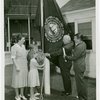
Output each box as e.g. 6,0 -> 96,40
5,52 -> 12,66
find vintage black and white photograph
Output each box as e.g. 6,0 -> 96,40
4,0 -> 96,100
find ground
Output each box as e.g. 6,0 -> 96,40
5,65 -> 96,100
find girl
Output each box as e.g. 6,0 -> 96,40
28,46 -> 45,100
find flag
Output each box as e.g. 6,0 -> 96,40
34,0 -> 73,53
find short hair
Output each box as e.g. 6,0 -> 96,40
74,33 -> 84,40
63,35 -> 71,41
63,35 -> 71,44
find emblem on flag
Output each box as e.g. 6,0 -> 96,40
45,16 -> 64,42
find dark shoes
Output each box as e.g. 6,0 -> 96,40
61,91 -> 71,96
79,97 -> 87,100
79,99 -> 86,100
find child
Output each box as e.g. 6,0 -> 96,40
27,44 -> 38,71
28,47 -> 45,100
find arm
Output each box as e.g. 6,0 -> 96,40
11,46 -> 20,71
63,41 -> 74,51
50,48 -> 63,57
37,63 -> 45,70
12,59 -> 20,71
30,58 -> 44,68
27,51 -> 31,62
66,43 -> 86,61
46,41 -> 74,57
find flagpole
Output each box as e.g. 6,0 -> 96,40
28,1 -> 31,45
40,0 -> 44,52
40,0 -> 51,95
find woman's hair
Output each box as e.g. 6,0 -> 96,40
74,33 -> 84,40
16,34 -> 23,42
35,51 -> 45,65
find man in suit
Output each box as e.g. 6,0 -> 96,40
46,35 -> 74,96
65,33 -> 87,100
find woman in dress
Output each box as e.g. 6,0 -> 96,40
11,34 -> 28,100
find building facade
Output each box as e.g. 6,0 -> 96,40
5,0 -> 96,78
5,0 -> 42,65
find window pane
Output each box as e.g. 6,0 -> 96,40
78,22 -> 92,50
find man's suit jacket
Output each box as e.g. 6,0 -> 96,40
50,41 -> 74,57
66,41 -> 86,73
49,41 -> 74,66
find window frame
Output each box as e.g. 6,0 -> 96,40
75,18 -> 95,52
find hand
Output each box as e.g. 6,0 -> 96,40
38,66 -> 44,70
63,55 -> 67,62
38,67 -> 44,70
45,53 -> 50,57
65,55 -> 69,60
63,55 -> 66,59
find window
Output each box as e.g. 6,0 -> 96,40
68,22 -> 75,40
78,22 -> 92,50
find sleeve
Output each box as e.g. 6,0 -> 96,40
11,45 -> 17,59
63,41 -> 74,51
26,49 -> 29,55
66,43 -> 86,61
27,51 -> 30,61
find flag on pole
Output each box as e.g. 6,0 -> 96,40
34,0 -> 72,53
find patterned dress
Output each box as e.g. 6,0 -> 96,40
11,43 -> 28,88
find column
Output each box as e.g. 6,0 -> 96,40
44,57 -> 51,95
28,17 -> 31,44
7,17 -> 10,51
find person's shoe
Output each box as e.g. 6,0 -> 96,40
15,96 -> 21,100
29,97 -> 36,100
75,96 -> 79,99
34,96 -> 39,100
19,95 -> 27,100
79,97 -> 87,100
61,91 -> 71,96
34,93 -> 40,96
